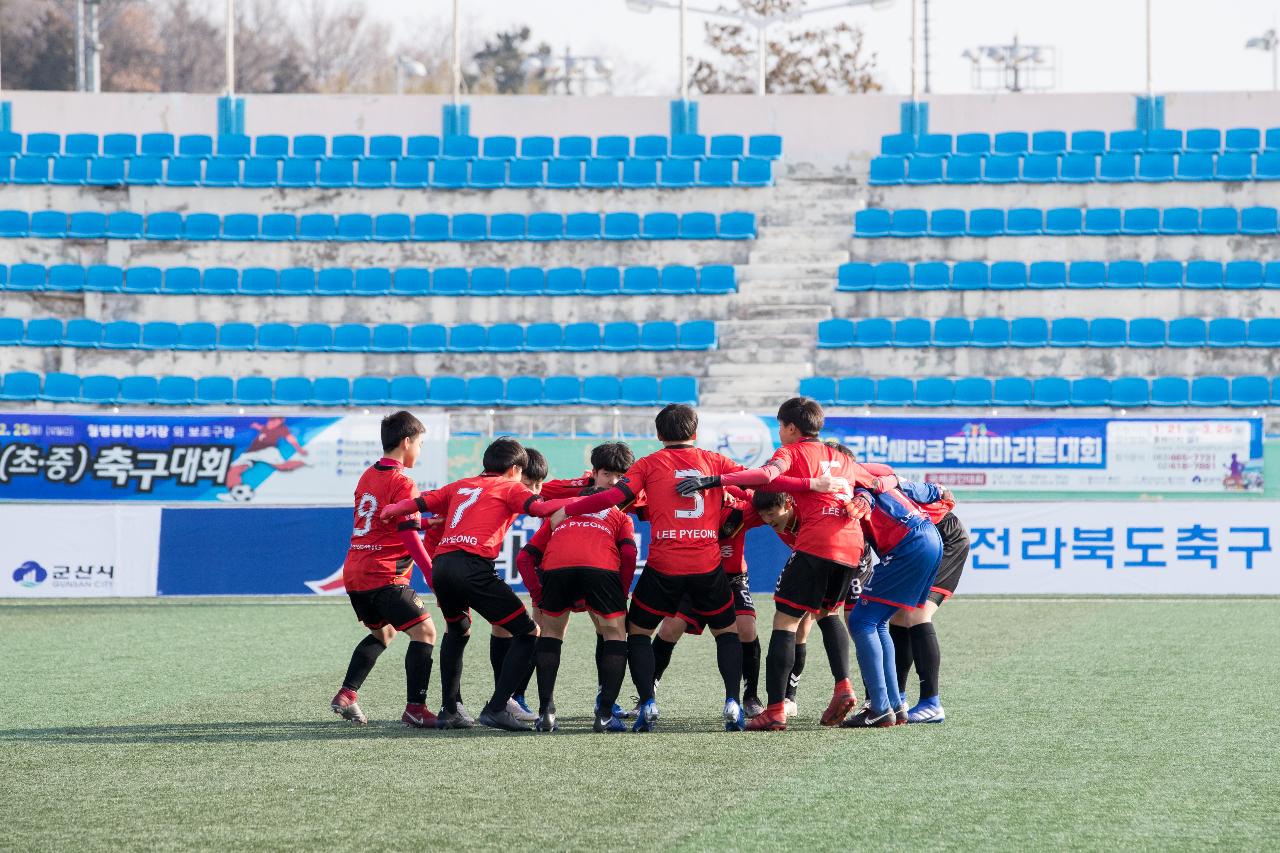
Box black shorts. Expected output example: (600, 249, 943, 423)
(843, 548, 877, 611)
(676, 572, 755, 634)
(348, 584, 430, 631)
(539, 566, 627, 619)
(774, 550, 857, 617)
(629, 564, 734, 632)
(928, 512, 969, 605)
(432, 549, 535, 635)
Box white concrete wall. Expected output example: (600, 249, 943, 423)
(7, 90, 1280, 168)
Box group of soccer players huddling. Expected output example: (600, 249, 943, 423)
(330, 396, 969, 733)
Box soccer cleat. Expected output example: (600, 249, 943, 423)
(745, 705, 786, 731)
(534, 709, 558, 733)
(435, 705, 476, 729)
(840, 706, 897, 728)
(330, 690, 367, 725)
(782, 698, 798, 718)
(742, 696, 765, 719)
(478, 706, 533, 732)
(507, 696, 538, 723)
(594, 689, 631, 720)
(907, 697, 946, 724)
(723, 698, 746, 731)
(895, 701, 910, 726)
(820, 683, 858, 727)
(631, 699, 659, 733)
(401, 703, 439, 729)
(594, 714, 628, 733)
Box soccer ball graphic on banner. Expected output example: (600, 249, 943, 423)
(225, 484, 256, 502)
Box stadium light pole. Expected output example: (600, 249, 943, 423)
(75, 0, 85, 92)
(225, 0, 235, 95)
(1144, 0, 1152, 96)
(1245, 29, 1278, 91)
(452, 0, 462, 105)
(626, 0, 892, 96)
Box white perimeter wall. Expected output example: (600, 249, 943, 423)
(6, 90, 1280, 168)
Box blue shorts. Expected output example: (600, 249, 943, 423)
(860, 522, 943, 610)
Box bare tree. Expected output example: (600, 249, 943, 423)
(294, 0, 392, 93)
(0, 0, 76, 90)
(156, 0, 223, 92)
(691, 0, 881, 94)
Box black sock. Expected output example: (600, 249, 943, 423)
(404, 640, 434, 705)
(652, 637, 677, 683)
(786, 641, 807, 701)
(628, 634, 656, 703)
(765, 630, 797, 706)
(817, 614, 851, 683)
(486, 632, 535, 714)
(742, 637, 761, 701)
(909, 622, 941, 699)
(514, 655, 536, 701)
(594, 633, 605, 683)
(597, 639, 629, 717)
(342, 635, 386, 692)
(489, 635, 512, 688)
(715, 633, 743, 702)
(533, 636, 563, 714)
(439, 630, 469, 713)
(889, 623, 913, 695)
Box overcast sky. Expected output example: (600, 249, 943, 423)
(362, 0, 1279, 95)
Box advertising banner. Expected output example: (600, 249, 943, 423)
(0, 412, 448, 504)
(693, 413, 1264, 494)
(0, 505, 161, 597)
(447, 436, 662, 482)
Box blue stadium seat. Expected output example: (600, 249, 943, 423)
(63, 133, 98, 156)
(952, 261, 989, 290)
(1010, 317, 1049, 347)
(967, 208, 1004, 237)
(660, 265, 697, 294)
(603, 321, 641, 351)
(316, 268, 355, 296)
(837, 262, 873, 291)
(117, 375, 159, 404)
(198, 156, 238, 187)
(431, 159, 467, 188)
(854, 318, 892, 347)
(1006, 208, 1043, 235)
(1230, 376, 1269, 407)
(256, 323, 296, 351)
(215, 323, 253, 351)
(696, 157, 733, 187)
(392, 158, 430, 188)
(1084, 318, 1125, 348)
(369, 135, 404, 159)
(636, 136, 669, 159)
(291, 135, 324, 157)
(869, 155, 905, 185)
(993, 132, 1028, 155)
(215, 133, 249, 157)
(486, 323, 524, 352)
(527, 212, 564, 241)
(141, 212, 180, 240)
(1137, 153, 1175, 181)
(671, 134, 706, 158)
(1067, 261, 1105, 289)
(332, 136, 364, 158)
(1189, 376, 1229, 406)
(1044, 207, 1083, 235)
(7, 263, 44, 290)
(854, 209, 890, 237)
(917, 134, 951, 156)
(928, 209, 965, 237)
(140, 321, 181, 350)
(905, 156, 944, 184)
(1124, 317, 1166, 348)
(1142, 260, 1180, 289)
(621, 266, 658, 295)
(948, 377, 989, 406)
(78, 374, 120, 404)
(450, 213, 486, 241)
(827, 377, 865, 406)
(41, 372, 86, 403)
(971, 318, 1009, 347)
(601, 212, 643, 240)
(175, 322, 216, 351)
(929, 317, 969, 347)
(563, 323, 602, 352)
(1083, 208, 1121, 235)
(546, 267, 583, 295)
(51, 156, 90, 185)
(0, 209, 28, 237)
(1142, 128, 1180, 153)
(308, 377, 349, 407)
(478, 136, 515, 160)
(1025, 261, 1063, 289)
(659, 159, 695, 187)
(582, 376, 622, 405)
(679, 320, 716, 351)
(1098, 153, 1136, 182)
(1148, 377, 1189, 407)
(366, 324, 407, 353)
(1030, 377, 1070, 407)
(642, 212, 679, 240)
(1207, 318, 1246, 347)
(1257, 151, 1280, 180)
(406, 135, 441, 159)
(162, 266, 201, 294)
(13, 155, 50, 184)
(1105, 130, 1142, 153)
(584, 267, 621, 295)
(408, 324, 446, 352)
(1049, 317, 1088, 347)
(278, 269, 316, 295)
(503, 376, 542, 407)
(20, 133, 56, 156)
(1102, 260, 1141, 288)
(874, 378, 914, 406)
(1213, 152, 1252, 181)
(892, 318, 930, 347)
(214, 212, 254, 241)
(96, 133, 135, 159)
(524, 323, 562, 352)
(388, 376, 429, 406)
(542, 376, 581, 405)
(988, 261, 1026, 290)
(1241, 206, 1278, 234)
(586, 158, 622, 187)
(429, 268, 466, 295)
(546, 158, 583, 188)
(955, 133, 990, 155)
(889, 209, 927, 237)
(661, 376, 699, 405)
(818, 319, 854, 348)
(270, 377, 311, 406)
(390, 268, 429, 296)
(295, 324, 332, 351)
(442, 136, 479, 159)
(374, 213, 411, 242)
(1168, 318, 1207, 347)
(597, 136, 630, 159)
(241, 157, 279, 187)
(83, 155, 125, 187)
(913, 378, 954, 407)
(798, 377, 836, 405)
(258, 213, 295, 241)
(317, 158, 355, 188)
(641, 321, 679, 351)
(46, 264, 84, 292)
(470, 267, 506, 295)
(982, 154, 1020, 183)
(1198, 206, 1237, 234)
(1180, 128, 1219, 152)
(943, 154, 982, 184)
(448, 324, 487, 352)
(351, 377, 391, 406)
(1059, 153, 1097, 182)
(181, 213, 219, 241)
(1185, 260, 1223, 289)
(122, 267, 161, 293)
(559, 136, 593, 159)
(29, 210, 66, 239)
(881, 134, 914, 156)
(414, 213, 450, 241)
(679, 211, 718, 239)
(621, 158, 658, 187)
(911, 262, 949, 290)
(293, 214, 331, 241)
(1022, 154, 1059, 182)
(64, 212, 104, 239)
(993, 377, 1032, 406)
(23, 317, 62, 346)
(874, 262, 910, 291)
(1030, 130, 1066, 154)
(1226, 260, 1263, 289)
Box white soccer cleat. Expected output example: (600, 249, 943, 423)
(506, 697, 538, 722)
(783, 698, 798, 718)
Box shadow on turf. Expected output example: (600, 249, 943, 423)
(0, 716, 769, 744)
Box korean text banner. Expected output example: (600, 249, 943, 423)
(0, 412, 448, 503)
(1, 505, 160, 597)
(817, 417, 1263, 493)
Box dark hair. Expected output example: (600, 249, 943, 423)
(381, 410, 426, 453)
(777, 396, 824, 436)
(590, 441, 634, 473)
(655, 404, 697, 442)
(482, 436, 528, 474)
(522, 447, 549, 483)
(579, 485, 606, 496)
(823, 438, 855, 459)
(751, 490, 788, 512)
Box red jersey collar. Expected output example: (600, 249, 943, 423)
(374, 457, 403, 471)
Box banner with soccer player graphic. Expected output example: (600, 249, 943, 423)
(0, 412, 448, 503)
(695, 413, 1265, 495)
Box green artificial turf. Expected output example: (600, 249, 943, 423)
(3, 596, 1278, 851)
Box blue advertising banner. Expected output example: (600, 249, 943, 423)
(0, 412, 448, 503)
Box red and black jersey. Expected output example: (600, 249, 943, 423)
(763, 438, 870, 567)
(717, 495, 759, 576)
(421, 515, 444, 558)
(343, 458, 421, 592)
(416, 474, 544, 560)
(540, 473, 593, 501)
(525, 508, 635, 573)
(615, 445, 743, 575)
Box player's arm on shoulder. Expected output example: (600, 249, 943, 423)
(686, 450, 785, 493)
(895, 477, 944, 506)
(381, 480, 449, 521)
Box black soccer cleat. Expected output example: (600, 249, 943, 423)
(479, 706, 533, 732)
(840, 706, 897, 728)
(436, 706, 475, 729)
(534, 711, 558, 733)
(742, 696, 766, 719)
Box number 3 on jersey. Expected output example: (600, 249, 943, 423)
(819, 460, 854, 501)
(674, 468, 705, 519)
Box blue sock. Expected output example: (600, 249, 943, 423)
(877, 620, 900, 708)
(848, 600, 897, 713)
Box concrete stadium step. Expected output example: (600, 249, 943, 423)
(706, 359, 811, 377)
(715, 318, 820, 337)
(738, 277, 833, 293)
(732, 289, 834, 307)
(731, 303, 830, 321)
(738, 263, 842, 281)
(747, 249, 850, 265)
(830, 289, 1274, 320)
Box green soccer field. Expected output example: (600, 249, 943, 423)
(3, 596, 1278, 851)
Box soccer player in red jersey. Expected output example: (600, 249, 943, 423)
(330, 411, 438, 729)
(517, 485, 638, 732)
(378, 437, 570, 731)
(553, 404, 832, 732)
(677, 397, 877, 731)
